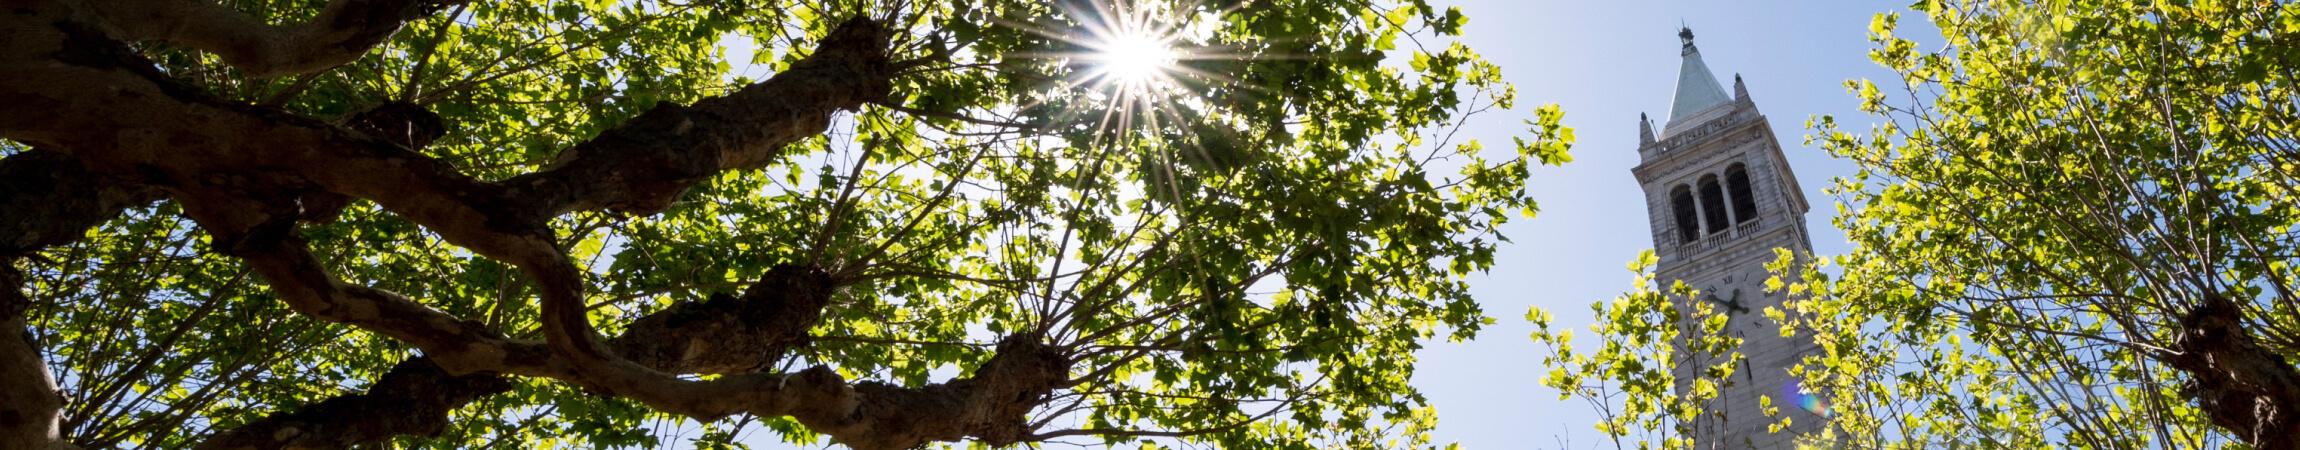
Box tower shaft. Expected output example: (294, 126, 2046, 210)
(1631, 29, 1821, 449)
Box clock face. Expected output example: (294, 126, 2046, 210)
(1699, 285, 1749, 316)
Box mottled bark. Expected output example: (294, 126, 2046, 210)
(2, 8, 556, 262)
(834, 336, 1071, 449)
(193, 358, 511, 450)
(201, 264, 827, 449)
(610, 264, 833, 375)
(504, 14, 895, 216)
(90, 0, 464, 77)
(2, 4, 892, 263)
(2167, 294, 2300, 450)
(1, 265, 72, 449)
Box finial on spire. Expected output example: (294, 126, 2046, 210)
(1665, 24, 1731, 127)
(1639, 112, 1656, 146)
(1734, 74, 1750, 103)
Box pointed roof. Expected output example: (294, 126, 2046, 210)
(1665, 27, 1732, 129)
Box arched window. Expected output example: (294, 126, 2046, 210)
(1726, 163, 1757, 223)
(1671, 185, 1699, 243)
(1698, 175, 1728, 234)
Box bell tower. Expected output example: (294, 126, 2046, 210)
(1630, 27, 1820, 448)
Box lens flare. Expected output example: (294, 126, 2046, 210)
(997, 0, 1271, 205)
(1004, 0, 1242, 120)
(1091, 31, 1178, 90)
(1782, 380, 1831, 417)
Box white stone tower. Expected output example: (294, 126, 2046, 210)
(1631, 27, 1821, 448)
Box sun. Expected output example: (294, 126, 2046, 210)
(1091, 31, 1178, 89)
(1044, 0, 1205, 100)
(1006, 0, 1247, 131)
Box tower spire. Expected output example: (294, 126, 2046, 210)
(1665, 26, 1732, 130)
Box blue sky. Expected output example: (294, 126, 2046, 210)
(1415, 0, 1935, 447)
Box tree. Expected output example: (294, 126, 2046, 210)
(0, 0, 1571, 447)
(1796, 1, 2300, 448)
(1526, 250, 1766, 450)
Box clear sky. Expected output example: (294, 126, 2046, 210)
(730, 1, 1941, 448)
(1414, 1, 1936, 447)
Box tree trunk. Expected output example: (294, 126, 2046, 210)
(2166, 294, 2300, 449)
(0, 265, 72, 449)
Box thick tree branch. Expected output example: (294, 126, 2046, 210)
(192, 357, 510, 450)
(3, 8, 894, 263)
(174, 193, 549, 376)
(0, 150, 163, 257)
(502, 15, 896, 216)
(90, 0, 464, 78)
(609, 264, 832, 375)
(2, 7, 555, 263)
(200, 262, 837, 448)
(2164, 293, 2300, 449)
(517, 252, 1069, 450)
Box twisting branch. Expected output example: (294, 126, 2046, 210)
(173, 191, 552, 376)
(2, 8, 896, 267)
(192, 357, 512, 450)
(199, 264, 831, 449)
(502, 15, 899, 217)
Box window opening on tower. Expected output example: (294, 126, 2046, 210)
(1727, 163, 1757, 223)
(1698, 175, 1728, 234)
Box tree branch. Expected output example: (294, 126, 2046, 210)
(2163, 293, 2300, 448)
(1, 264, 74, 449)
(501, 15, 896, 217)
(193, 246, 1062, 450)
(3, 8, 895, 264)
(192, 357, 510, 450)
(196, 264, 829, 449)
(0, 149, 163, 257)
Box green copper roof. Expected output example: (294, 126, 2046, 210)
(1666, 28, 1732, 128)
